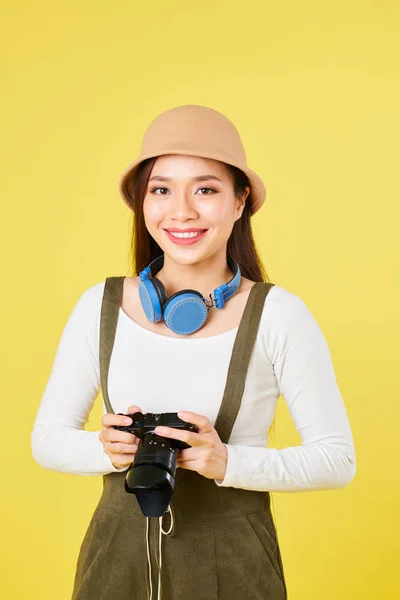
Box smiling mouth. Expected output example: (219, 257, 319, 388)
(164, 229, 208, 238)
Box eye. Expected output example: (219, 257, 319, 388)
(149, 186, 218, 196)
(150, 187, 169, 195)
(196, 187, 217, 195)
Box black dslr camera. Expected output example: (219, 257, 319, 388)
(113, 412, 198, 517)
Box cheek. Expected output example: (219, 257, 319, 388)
(202, 200, 235, 226)
(143, 198, 165, 223)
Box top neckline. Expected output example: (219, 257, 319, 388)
(118, 306, 240, 342)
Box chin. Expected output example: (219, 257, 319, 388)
(167, 251, 206, 265)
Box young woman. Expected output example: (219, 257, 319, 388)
(31, 105, 356, 600)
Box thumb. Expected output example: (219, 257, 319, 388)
(127, 405, 142, 414)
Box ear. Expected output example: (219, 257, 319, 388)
(235, 186, 250, 220)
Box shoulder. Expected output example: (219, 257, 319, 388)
(258, 283, 323, 360)
(261, 283, 310, 318)
(68, 280, 109, 332)
(76, 279, 106, 310)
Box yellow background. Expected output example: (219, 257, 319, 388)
(1, 1, 399, 598)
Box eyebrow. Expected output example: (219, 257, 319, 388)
(148, 174, 223, 183)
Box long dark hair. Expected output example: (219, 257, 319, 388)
(124, 156, 271, 283)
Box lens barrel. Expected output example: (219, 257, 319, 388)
(124, 432, 179, 516)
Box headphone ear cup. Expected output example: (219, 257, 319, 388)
(163, 289, 208, 335)
(138, 276, 168, 323)
(152, 276, 168, 310)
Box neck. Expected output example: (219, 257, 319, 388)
(155, 250, 234, 299)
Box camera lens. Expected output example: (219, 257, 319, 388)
(124, 432, 179, 517)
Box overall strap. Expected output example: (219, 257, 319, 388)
(213, 282, 275, 444)
(99, 276, 126, 414)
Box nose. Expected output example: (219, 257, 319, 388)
(168, 188, 198, 220)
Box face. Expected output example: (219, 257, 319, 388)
(142, 154, 250, 265)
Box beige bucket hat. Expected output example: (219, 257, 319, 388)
(119, 104, 266, 216)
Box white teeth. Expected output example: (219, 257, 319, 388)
(168, 231, 204, 238)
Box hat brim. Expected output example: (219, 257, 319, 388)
(119, 149, 266, 216)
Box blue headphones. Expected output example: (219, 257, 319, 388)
(138, 254, 241, 335)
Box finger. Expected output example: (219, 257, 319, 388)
(154, 426, 204, 448)
(104, 429, 139, 445)
(178, 447, 199, 461)
(177, 457, 198, 471)
(177, 411, 213, 434)
(125, 406, 142, 444)
(102, 413, 135, 428)
(110, 454, 137, 468)
(126, 405, 142, 414)
(107, 441, 139, 455)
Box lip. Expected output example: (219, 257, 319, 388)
(164, 228, 207, 233)
(164, 228, 208, 246)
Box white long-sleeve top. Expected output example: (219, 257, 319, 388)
(31, 280, 356, 491)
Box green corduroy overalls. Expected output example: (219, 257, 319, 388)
(71, 279, 288, 600)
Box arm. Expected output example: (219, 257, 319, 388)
(31, 283, 128, 476)
(215, 292, 356, 491)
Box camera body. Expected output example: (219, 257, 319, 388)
(113, 411, 198, 450)
(112, 412, 198, 517)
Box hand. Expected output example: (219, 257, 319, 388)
(154, 411, 228, 482)
(99, 405, 142, 469)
